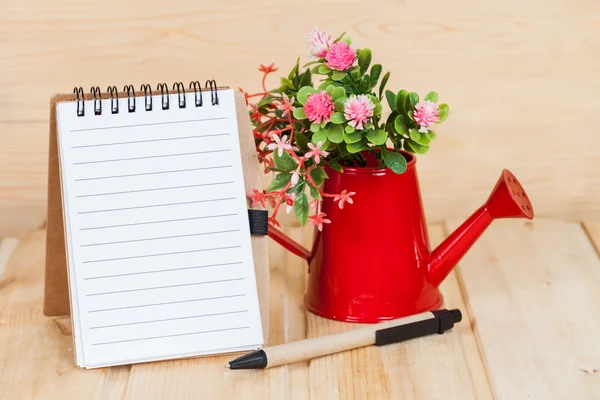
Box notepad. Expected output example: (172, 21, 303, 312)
(55, 88, 264, 368)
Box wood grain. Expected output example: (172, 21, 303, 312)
(1, 0, 600, 234)
(446, 218, 600, 399)
(0, 237, 19, 276)
(582, 221, 600, 257)
(306, 225, 490, 400)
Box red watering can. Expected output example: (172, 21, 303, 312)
(268, 150, 534, 323)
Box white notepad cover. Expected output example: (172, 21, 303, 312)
(55, 89, 264, 368)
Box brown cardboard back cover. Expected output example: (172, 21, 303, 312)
(43, 89, 270, 342)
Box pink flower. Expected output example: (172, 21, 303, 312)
(250, 189, 267, 208)
(333, 190, 355, 209)
(344, 95, 375, 130)
(309, 212, 331, 231)
(305, 141, 329, 164)
(309, 199, 318, 209)
(285, 193, 295, 214)
(305, 26, 333, 58)
(277, 93, 295, 118)
(267, 134, 292, 157)
(413, 100, 440, 133)
(325, 41, 357, 71)
(304, 91, 335, 124)
(249, 104, 262, 123)
(291, 164, 301, 185)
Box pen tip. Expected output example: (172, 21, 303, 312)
(224, 363, 230, 369)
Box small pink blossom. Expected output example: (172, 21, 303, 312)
(250, 189, 267, 208)
(344, 95, 375, 130)
(309, 199, 318, 209)
(309, 212, 331, 231)
(325, 41, 357, 71)
(267, 134, 292, 157)
(277, 93, 295, 118)
(305, 141, 329, 164)
(249, 104, 262, 123)
(305, 26, 333, 58)
(413, 100, 440, 133)
(291, 164, 301, 185)
(285, 193, 295, 214)
(304, 91, 335, 124)
(333, 190, 355, 209)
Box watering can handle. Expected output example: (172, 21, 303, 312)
(268, 225, 314, 262)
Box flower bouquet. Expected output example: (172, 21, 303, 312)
(240, 26, 450, 230)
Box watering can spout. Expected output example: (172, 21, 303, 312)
(427, 169, 534, 288)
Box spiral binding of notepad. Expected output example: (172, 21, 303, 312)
(72, 80, 219, 117)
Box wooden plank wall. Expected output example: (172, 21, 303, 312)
(1, 0, 599, 235)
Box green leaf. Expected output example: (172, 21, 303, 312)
(288, 58, 300, 80)
(344, 130, 362, 144)
(330, 112, 345, 124)
(385, 90, 396, 111)
(334, 97, 347, 111)
(318, 65, 332, 74)
(426, 130, 437, 140)
(293, 192, 309, 226)
(280, 78, 294, 90)
(311, 130, 328, 145)
(317, 81, 332, 92)
(382, 149, 407, 174)
(325, 124, 344, 143)
(302, 60, 321, 68)
(370, 64, 382, 86)
(357, 48, 372, 73)
(347, 140, 367, 153)
(309, 184, 322, 200)
(310, 167, 328, 187)
(366, 129, 387, 145)
(409, 92, 419, 107)
(364, 121, 373, 129)
(438, 103, 449, 123)
(405, 138, 429, 154)
(342, 37, 352, 45)
(325, 85, 335, 97)
(332, 71, 347, 81)
(311, 65, 322, 74)
(300, 69, 312, 87)
(396, 90, 408, 112)
(257, 95, 274, 108)
(333, 31, 346, 42)
(297, 86, 316, 105)
(407, 110, 414, 121)
(293, 107, 306, 120)
(345, 125, 355, 134)
(310, 122, 321, 133)
(374, 102, 382, 116)
(267, 172, 292, 192)
(288, 180, 306, 195)
(273, 150, 296, 171)
(394, 115, 409, 135)
(332, 87, 346, 100)
(378, 72, 390, 99)
(328, 159, 344, 173)
(410, 129, 431, 146)
(403, 139, 416, 153)
(409, 128, 420, 142)
(295, 132, 309, 151)
(424, 91, 438, 102)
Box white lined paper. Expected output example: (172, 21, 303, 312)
(56, 89, 263, 368)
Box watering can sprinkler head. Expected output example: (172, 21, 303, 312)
(485, 169, 534, 220)
(427, 169, 534, 287)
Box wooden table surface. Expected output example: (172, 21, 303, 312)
(1, 218, 599, 399)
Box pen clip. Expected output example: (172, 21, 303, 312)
(374, 309, 462, 346)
